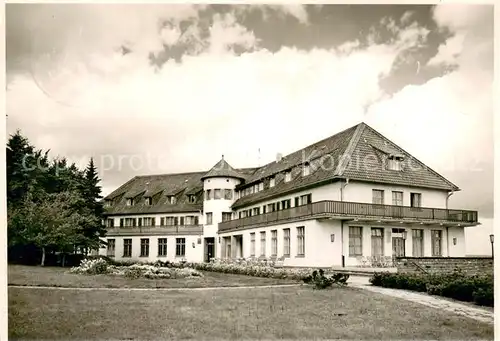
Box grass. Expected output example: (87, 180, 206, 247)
(9, 285, 493, 340)
(8, 264, 299, 288)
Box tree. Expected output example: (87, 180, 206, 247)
(19, 190, 96, 266)
(79, 158, 106, 252)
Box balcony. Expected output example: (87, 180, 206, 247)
(218, 200, 478, 233)
(106, 225, 203, 237)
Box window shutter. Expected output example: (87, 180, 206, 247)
(180, 217, 184, 225)
(295, 197, 300, 207)
(174, 217, 178, 226)
(194, 216, 199, 225)
(160, 217, 165, 226)
(120, 218, 124, 227)
(263, 205, 266, 214)
(152, 218, 156, 226)
(138, 218, 142, 227)
(133, 218, 137, 227)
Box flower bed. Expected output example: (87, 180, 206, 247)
(369, 270, 494, 307)
(188, 258, 321, 281)
(70, 258, 203, 279)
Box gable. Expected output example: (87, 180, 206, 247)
(340, 124, 459, 191)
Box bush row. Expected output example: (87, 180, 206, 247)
(369, 271, 494, 307)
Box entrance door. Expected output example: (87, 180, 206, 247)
(204, 238, 215, 262)
(392, 237, 405, 257)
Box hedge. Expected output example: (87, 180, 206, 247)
(370, 271, 494, 307)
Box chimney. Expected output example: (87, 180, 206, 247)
(276, 153, 283, 162)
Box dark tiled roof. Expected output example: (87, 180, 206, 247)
(231, 124, 359, 208)
(104, 167, 258, 216)
(231, 122, 458, 209)
(105, 122, 459, 214)
(201, 158, 246, 181)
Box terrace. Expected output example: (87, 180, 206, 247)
(218, 200, 478, 232)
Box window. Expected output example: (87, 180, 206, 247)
(271, 230, 278, 256)
(107, 239, 115, 257)
(158, 238, 167, 257)
(283, 228, 290, 256)
(431, 230, 442, 256)
(165, 217, 175, 226)
(188, 195, 196, 203)
(297, 226, 305, 256)
(269, 177, 275, 188)
(300, 194, 312, 205)
(123, 239, 132, 257)
(124, 218, 136, 227)
(281, 199, 291, 210)
(105, 219, 114, 228)
(145, 197, 152, 205)
(185, 216, 196, 225)
(253, 207, 260, 216)
(222, 212, 232, 222)
(371, 228, 384, 257)
(267, 203, 276, 212)
(126, 198, 133, 206)
(412, 229, 424, 257)
(392, 191, 403, 206)
(176, 238, 186, 257)
(284, 171, 292, 183)
(349, 227, 363, 256)
(224, 189, 233, 200)
(250, 233, 256, 256)
(143, 217, 155, 226)
(260, 232, 266, 256)
(259, 182, 264, 191)
(206, 212, 213, 225)
(214, 189, 222, 200)
(387, 155, 404, 171)
(410, 193, 422, 208)
(205, 190, 212, 200)
(303, 163, 310, 176)
(372, 190, 384, 205)
(140, 238, 149, 257)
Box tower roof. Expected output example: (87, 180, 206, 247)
(201, 156, 245, 181)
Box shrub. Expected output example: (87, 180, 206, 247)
(370, 271, 494, 307)
(303, 269, 349, 289)
(124, 268, 143, 279)
(70, 258, 108, 275)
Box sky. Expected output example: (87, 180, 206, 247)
(6, 4, 494, 222)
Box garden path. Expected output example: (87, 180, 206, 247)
(348, 277, 494, 325)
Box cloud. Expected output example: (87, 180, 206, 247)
(366, 4, 493, 216)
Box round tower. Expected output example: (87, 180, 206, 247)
(201, 156, 244, 260)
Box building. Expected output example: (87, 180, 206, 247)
(100, 122, 479, 267)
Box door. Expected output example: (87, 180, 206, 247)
(204, 238, 215, 262)
(392, 237, 405, 257)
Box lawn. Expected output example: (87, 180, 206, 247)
(8, 264, 299, 288)
(9, 285, 493, 340)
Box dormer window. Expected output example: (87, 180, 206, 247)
(145, 197, 152, 206)
(104, 200, 111, 208)
(126, 198, 133, 206)
(387, 155, 404, 171)
(303, 163, 310, 176)
(188, 195, 196, 204)
(284, 171, 292, 183)
(168, 196, 176, 204)
(270, 177, 275, 188)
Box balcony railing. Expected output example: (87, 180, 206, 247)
(106, 225, 203, 236)
(218, 200, 478, 232)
